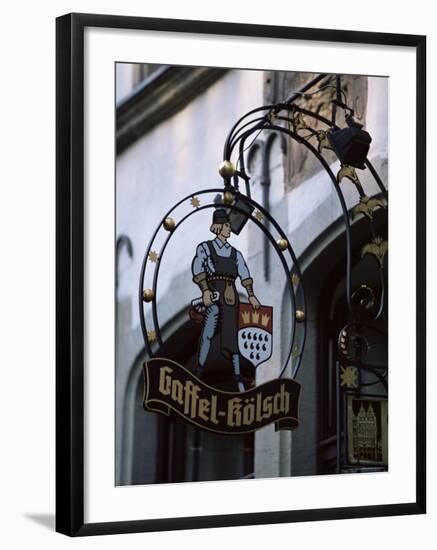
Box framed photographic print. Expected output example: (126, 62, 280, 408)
(56, 12, 426, 536)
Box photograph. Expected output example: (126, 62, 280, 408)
(0, 2, 431, 547)
(115, 63, 389, 486)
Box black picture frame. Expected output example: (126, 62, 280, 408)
(56, 12, 426, 537)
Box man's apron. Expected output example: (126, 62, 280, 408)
(206, 241, 239, 358)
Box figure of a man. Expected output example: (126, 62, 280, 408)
(191, 209, 261, 391)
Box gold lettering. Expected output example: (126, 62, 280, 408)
(280, 384, 290, 414)
(183, 381, 194, 415)
(256, 393, 263, 422)
(263, 395, 273, 418)
(180, 380, 201, 418)
(171, 379, 184, 405)
(156, 365, 293, 431)
(158, 366, 173, 395)
(273, 393, 281, 414)
(198, 398, 210, 421)
(188, 382, 200, 419)
(210, 394, 219, 425)
(227, 398, 242, 427)
(242, 399, 255, 425)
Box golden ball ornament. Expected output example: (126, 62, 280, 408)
(295, 310, 306, 322)
(218, 160, 236, 178)
(142, 289, 155, 302)
(163, 217, 176, 231)
(223, 191, 234, 205)
(277, 238, 288, 251)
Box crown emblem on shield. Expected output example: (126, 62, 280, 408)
(241, 310, 271, 327)
(238, 303, 273, 368)
(241, 310, 251, 324)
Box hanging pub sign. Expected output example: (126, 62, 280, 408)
(140, 194, 306, 434)
(143, 359, 300, 434)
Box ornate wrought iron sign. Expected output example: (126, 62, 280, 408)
(140, 74, 388, 443)
(140, 188, 304, 432)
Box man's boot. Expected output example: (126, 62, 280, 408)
(232, 354, 245, 393)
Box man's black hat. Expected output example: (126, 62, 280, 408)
(212, 208, 230, 224)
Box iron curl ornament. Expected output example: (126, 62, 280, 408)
(219, 74, 388, 358)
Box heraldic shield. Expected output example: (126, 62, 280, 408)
(238, 303, 273, 368)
